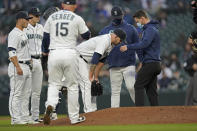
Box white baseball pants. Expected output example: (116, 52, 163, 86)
(45, 49, 80, 123)
(8, 63, 32, 124)
(78, 57, 97, 112)
(30, 58, 43, 120)
(110, 65, 135, 108)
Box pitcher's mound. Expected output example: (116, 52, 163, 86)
(37, 106, 197, 126)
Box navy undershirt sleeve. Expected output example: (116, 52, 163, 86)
(91, 52, 102, 64)
(99, 56, 107, 63)
(8, 47, 16, 51)
(42, 32, 50, 53)
(81, 31, 91, 40)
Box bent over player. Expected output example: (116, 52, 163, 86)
(76, 29, 127, 111)
(42, 0, 90, 125)
(8, 11, 33, 125)
(99, 6, 143, 108)
(24, 7, 43, 123)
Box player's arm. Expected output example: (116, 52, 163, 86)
(94, 57, 106, 82)
(81, 31, 91, 40)
(41, 32, 50, 72)
(89, 52, 102, 81)
(42, 32, 50, 55)
(120, 27, 156, 51)
(131, 27, 143, 71)
(132, 27, 143, 62)
(42, 16, 51, 55)
(90, 38, 109, 81)
(78, 16, 91, 40)
(8, 47, 23, 75)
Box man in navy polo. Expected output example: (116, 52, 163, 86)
(99, 6, 143, 108)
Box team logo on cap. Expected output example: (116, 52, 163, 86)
(114, 11, 118, 16)
(36, 8, 40, 12)
(109, 30, 114, 33)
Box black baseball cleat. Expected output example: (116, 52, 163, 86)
(35, 118, 43, 123)
(43, 105, 53, 125)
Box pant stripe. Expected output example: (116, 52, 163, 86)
(10, 68, 16, 119)
(82, 80, 87, 111)
(79, 63, 87, 112)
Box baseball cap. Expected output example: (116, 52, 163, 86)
(111, 6, 123, 19)
(113, 29, 127, 42)
(62, 0, 76, 5)
(16, 11, 33, 20)
(28, 7, 41, 16)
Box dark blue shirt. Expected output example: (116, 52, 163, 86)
(127, 20, 161, 63)
(99, 21, 143, 69)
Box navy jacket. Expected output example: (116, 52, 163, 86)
(127, 20, 161, 63)
(99, 21, 143, 69)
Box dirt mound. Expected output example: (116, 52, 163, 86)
(36, 106, 197, 126)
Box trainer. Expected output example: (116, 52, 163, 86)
(120, 10, 161, 106)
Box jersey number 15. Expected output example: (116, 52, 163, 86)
(56, 22, 69, 36)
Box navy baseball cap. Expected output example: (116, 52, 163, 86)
(111, 6, 123, 19)
(113, 29, 127, 42)
(62, 0, 76, 5)
(28, 7, 41, 16)
(16, 11, 33, 20)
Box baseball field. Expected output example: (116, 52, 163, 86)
(1, 106, 197, 131)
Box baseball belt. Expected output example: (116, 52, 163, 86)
(19, 60, 33, 70)
(19, 60, 31, 65)
(80, 55, 88, 63)
(31, 55, 41, 59)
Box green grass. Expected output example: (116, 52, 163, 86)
(0, 116, 197, 131)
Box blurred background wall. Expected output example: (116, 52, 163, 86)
(0, 0, 195, 115)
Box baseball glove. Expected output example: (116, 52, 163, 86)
(61, 86, 67, 98)
(91, 80, 103, 96)
(43, 7, 60, 20)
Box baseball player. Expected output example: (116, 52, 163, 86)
(42, 6, 60, 121)
(42, 6, 92, 116)
(76, 29, 127, 111)
(42, 0, 90, 125)
(99, 6, 143, 108)
(8, 11, 33, 125)
(42, 6, 68, 121)
(24, 7, 43, 123)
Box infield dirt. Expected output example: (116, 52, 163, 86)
(36, 106, 197, 126)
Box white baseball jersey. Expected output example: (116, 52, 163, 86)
(8, 27, 32, 124)
(44, 10, 89, 49)
(24, 23, 44, 121)
(24, 23, 44, 56)
(76, 34, 112, 63)
(8, 27, 31, 61)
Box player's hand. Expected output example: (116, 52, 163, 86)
(136, 63, 142, 73)
(16, 66, 23, 75)
(120, 45, 128, 52)
(188, 38, 193, 45)
(42, 52, 49, 56)
(192, 64, 197, 71)
(94, 78, 99, 83)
